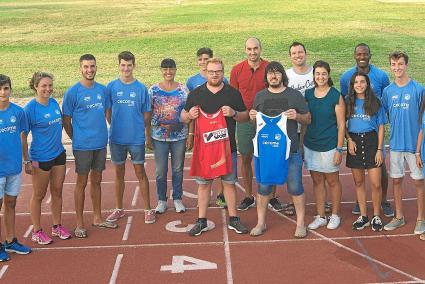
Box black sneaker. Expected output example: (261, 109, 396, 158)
(352, 216, 370, 230)
(228, 217, 248, 234)
(371, 216, 384, 232)
(188, 219, 208, 236)
(268, 197, 284, 212)
(324, 202, 332, 214)
(216, 194, 227, 208)
(237, 196, 255, 211)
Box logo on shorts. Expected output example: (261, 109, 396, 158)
(44, 113, 51, 119)
(10, 116, 16, 123)
(129, 92, 136, 98)
(275, 134, 281, 140)
(404, 94, 411, 101)
(117, 91, 124, 97)
(97, 94, 102, 100)
(84, 96, 91, 102)
(203, 128, 229, 143)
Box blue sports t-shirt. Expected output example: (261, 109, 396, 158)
(62, 81, 109, 151)
(382, 80, 424, 153)
(106, 79, 150, 145)
(340, 65, 390, 98)
(186, 73, 229, 91)
(347, 98, 387, 133)
(0, 103, 28, 177)
(25, 98, 64, 162)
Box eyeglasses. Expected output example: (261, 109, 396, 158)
(207, 70, 223, 75)
(267, 71, 282, 76)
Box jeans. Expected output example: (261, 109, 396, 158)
(153, 139, 186, 201)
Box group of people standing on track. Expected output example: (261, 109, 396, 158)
(1, 38, 425, 262)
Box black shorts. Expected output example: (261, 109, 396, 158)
(346, 131, 381, 169)
(34, 150, 66, 172)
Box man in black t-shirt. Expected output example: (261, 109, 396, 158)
(181, 58, 249, 236)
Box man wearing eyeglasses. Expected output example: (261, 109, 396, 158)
(181, 58, 249, 236)
(230, 37, 271, 211)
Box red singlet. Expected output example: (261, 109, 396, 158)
(190, 108, 232, 179)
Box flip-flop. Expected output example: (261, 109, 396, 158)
(249, 225, 267, 237)
(74, 228, 88, 238)
(92, 221, 118, 229)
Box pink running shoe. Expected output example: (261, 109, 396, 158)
(52, 225, 72, 240)
(31, 229, 53, 245)
(106, 209, 125, 222)
(144, 209, 156, 224)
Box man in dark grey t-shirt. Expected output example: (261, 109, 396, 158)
(249, 61, 311, 238)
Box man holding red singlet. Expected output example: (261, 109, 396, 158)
(181, 58, 249, 236)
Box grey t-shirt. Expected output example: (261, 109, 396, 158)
(253, 87, 309, 153)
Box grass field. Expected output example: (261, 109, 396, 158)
(1, 0, 425, 97)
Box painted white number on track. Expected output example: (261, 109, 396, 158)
(165, 220, 215, 233)
(160, 256, 217, 274)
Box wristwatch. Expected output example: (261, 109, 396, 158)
(23, 160, 31, 165)
(232, 111, 238, 118)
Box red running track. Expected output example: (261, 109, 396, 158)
(1, 154, 424, 284)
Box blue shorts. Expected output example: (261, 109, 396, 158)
(258, 152, 304, 196)
(196, 152, 238, 185)
(0, 173, 22, 198)
(110, 143, 145, 165)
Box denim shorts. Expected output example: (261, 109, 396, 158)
(196, 152, 238, 185)
(304, 146, 339, 173)
(110, 143, 145, 165)
(0, 173, 22, 198)
(257, 152, 304, 196)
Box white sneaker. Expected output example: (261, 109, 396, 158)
(155, 200, 168, 214)
(174, 199, 186, 213)
(327, 214, 341, 230)
(308, 215, 327, 230)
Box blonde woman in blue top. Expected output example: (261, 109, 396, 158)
(304, 60, 345, 230)
(22, 72, 71, 245)
(346, 71, 386, 232)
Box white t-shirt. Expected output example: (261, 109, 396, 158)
(286, 66, 314, 132)
(286, 67, 314, 97)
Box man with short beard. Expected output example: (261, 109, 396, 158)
(249, 61, 310, 238)
(181, 58, 249, 236)
(340, 43, 393, 217)
(63, 54, 117, 238)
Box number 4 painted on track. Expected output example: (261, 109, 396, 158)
(160, 256, 217, 274)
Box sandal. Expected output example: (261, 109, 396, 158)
(92, 221, 118, 229)
(294, 226, 307, 239)
(74, 227, 88, 238)
(283, 203, 295, 216)
(250, 225, 267, 237)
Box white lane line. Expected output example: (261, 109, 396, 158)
(272, 210, 424, 282)
(32, 241, 224, 251)
(46, 193, 52, 204)
(131, 186, 139, 207)
(235, 182, 246, 193)
(184, 166, 190, 171)
(109, 254, 124, 284)
(0, 265, 9, 279)
(65, 167, 70, 175)
(24, 225, 33, 238)
(122, 216, 133, 241)
(221, 210, 234, 284)
(366, 281, 425, 284)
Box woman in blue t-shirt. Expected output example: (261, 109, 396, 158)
(304, 60, 345, 231)
(346, 71, 386, 232)
(22, 72, 71, 245)
(149, 58, 193, 214)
